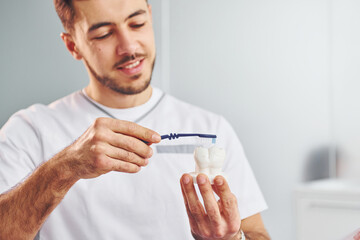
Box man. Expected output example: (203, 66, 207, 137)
(0, 0, 270, 239)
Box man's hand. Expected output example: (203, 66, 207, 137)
(180, 173, 241, 240)
(0, 117, 161, 240)
(65, 117, 161, 179)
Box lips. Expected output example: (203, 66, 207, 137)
(123, 60, 140, 69)
(116, 58, 145, 76)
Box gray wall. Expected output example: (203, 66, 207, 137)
(0, 1, 87, 126)
(2, 0, 360, 240)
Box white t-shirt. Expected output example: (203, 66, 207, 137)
(0, 87, 267, 240)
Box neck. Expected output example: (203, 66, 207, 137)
(85, 84, 153, 109)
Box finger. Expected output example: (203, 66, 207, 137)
(109, 155, 141, 173)
(90, 153, 141, 174)
(197, 174, 223, 232)
(181, 174, 211, 237)
(109, 132, 154, 159)
(104, 143, 149, 167)
(213, 176, 240, 226)
(180, 175, 200, 233)
(212, 184, 219, 197)
(103, 118, 161, 144)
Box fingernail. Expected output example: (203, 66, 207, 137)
(197, 175, 206, 185)
(148, 147, 153, 156)
(144, 158, 149, 165)
(183, 175, 190, 184)
(152, 134, 161, 142)
(215, 177, 223, 186)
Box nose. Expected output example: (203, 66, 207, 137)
(115, 29, 138, 56)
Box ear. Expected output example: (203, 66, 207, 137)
(147, 4, 152, 22)
(60, 32, 83, 60)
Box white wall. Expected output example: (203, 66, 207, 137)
(168, 0, 331, 239)
(331, 0, 360, 181)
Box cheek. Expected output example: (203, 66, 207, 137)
(91, 45, 114, 66)
(93, 44, 107, 56)
(92, 41, 114, 56)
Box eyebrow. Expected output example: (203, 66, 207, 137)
(87, 9, 147, 34)
(88, 22, 114, 33)
(126, 9, 146, 21)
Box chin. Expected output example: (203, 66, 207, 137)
(110, 78, 151, 95)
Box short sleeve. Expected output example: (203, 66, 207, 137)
(0, 110, 42, 194)
(216, 116, 268, 219)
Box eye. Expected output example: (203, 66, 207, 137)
(94, 32, 113, 40)
(131, 23, 145, 29)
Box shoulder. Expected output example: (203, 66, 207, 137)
(47, 90, 86, 113)
(1, 91, 85, 135)
(160, 93, 221, 121)
(12, 91, 82, 116)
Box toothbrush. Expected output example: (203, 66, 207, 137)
(161, 133, 216, 140)
(142, 133, 217, 144)
(161, 133, 217, 144)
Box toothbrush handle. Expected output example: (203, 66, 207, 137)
(161, 133, 217, 140)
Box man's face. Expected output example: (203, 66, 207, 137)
(71, 0, 155, 95)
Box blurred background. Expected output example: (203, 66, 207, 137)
(1, 0, 360, 239)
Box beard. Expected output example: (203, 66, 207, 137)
(84, 54, 155, 95)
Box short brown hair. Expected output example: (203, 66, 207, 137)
(53, 0, 76, 32)
(53, 0, 148, 33)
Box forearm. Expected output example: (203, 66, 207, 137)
(241, 213, 270, 240)
(191, 229, 242, 240)
(0, 150, 79, 240)
(232, 230, 242, 240)
(244, 230, 271, 240)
